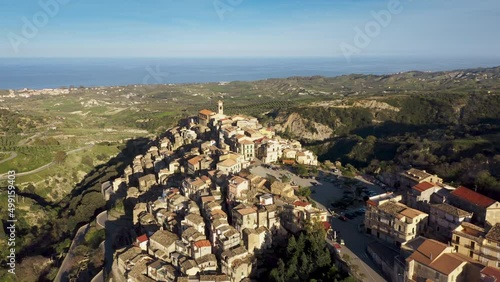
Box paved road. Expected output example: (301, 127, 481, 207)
(329, 216, 386, 282)
(90, 270, 103, 282)
(55, 210, 107, 282)
(54, 224, 91, 282)
(96, 211, 108, 229)
(0, 144, 94, 180)
(0, 151, 17, 164)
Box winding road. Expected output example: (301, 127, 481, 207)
(54, 210, 107, 282)
(54, 224, 91, 282)
(0, 144, 94, 180)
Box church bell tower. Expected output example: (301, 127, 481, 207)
(218, 100, 224, 115)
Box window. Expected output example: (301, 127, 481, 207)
(435, 272, 440, 279)
(469, 250, 473, 258)
(455, 236, 460, 244)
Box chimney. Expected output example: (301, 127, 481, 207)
(429, 252, 433, 261)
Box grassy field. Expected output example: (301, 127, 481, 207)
(15, 143, 122, 200)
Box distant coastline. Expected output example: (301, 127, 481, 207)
(1, 56, 500, 90)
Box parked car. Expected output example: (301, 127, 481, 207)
(334, 243, 342, 254)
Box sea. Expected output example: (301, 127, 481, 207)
(1, 56, 500, 90)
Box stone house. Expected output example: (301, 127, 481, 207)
(232, 206, 258, 233)
(398, 168, 443, 190)
(428, 203, 473, 241)
(406, 238, 483, 282)
(270, 181, 294, 198)
(448, 186, 500, 227)
(191, 239, 212, 259)
(407, 181, 443, 213)
(148, 230, 179, 263)
(182, 213, 206, 234)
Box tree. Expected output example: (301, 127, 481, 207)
(297, 164, 308, 176)
(287, 236, 297, 256)
(281, 174, 291, 183)
(296, 186, 312, 197)
(270, 259, 286, 282)
(54, 151, 67, 164)
(82, 155, 94, 167)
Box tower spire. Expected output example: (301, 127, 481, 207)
(218, 100, 224, 115)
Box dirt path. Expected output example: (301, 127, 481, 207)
(0, 151, 17, 164)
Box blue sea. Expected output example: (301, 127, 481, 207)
(1, 56, 500, 90)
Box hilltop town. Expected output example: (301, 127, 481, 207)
(98, 100, 500, 282)
(105, 101, 327, 282)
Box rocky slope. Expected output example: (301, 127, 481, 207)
(274, 112, 334, 141)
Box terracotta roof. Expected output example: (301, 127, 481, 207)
(486, 223, 500, 242)
(236, 207, 256, 216)
(430, 253, 466, 275)
(451, 186, 496, 208)
(412, 181, 436, 192)
(239, 139, 253, 145)
(150, 230, 178, 247)
(187, 155, 203, 165)
(136, 234, 148, 243)
(399, 208, 426, 219)
(481, 266, 500, 281)
(193, 239, 211, 248)
(406, 239, 448, 266)
(218, 158, 237, 167)
(211, 209, 227, 218)
(293, 200, 311, 207)
(407, 240, 471, 275)
(199, 109, 214, 116)
(201, 196, 216, 203)
(230, 176, 247, 185)
(431, 203, 472, 218)
(460, 222, 486, 233)
(402, 168, 433, 181)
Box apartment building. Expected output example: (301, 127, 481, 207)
(428, 203, 473, 241)
(452, 223, 500, 268)
(365, 201, 428, 247)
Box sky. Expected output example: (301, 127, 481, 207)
(0, 0, 499, 58)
